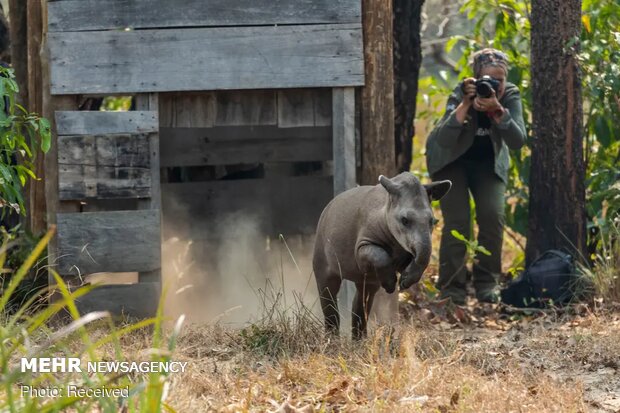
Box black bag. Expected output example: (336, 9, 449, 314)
(501, 250, 577, 308)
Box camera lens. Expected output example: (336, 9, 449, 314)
(476, 81, 493, 98)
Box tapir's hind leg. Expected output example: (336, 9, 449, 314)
(316, 275, 342, 335)
(352, 281, 379, 340)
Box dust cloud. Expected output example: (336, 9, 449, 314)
(162, 212, 321, 326)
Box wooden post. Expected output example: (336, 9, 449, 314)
(332, 87, 357, 335)
(27, 0, 47, 234)
(41, 0, 78, 283)
(360, 0, 398, 327)
(360, 0, 396, 184)
(135, 93, 162, 285)
(332, 88, 356, 194)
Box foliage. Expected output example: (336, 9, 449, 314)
(578, 217, 620, 302)
(101, 96, 133, 112)
(0, 229, 183, 412)
(0, 225, 47, 313)
(451, 229, 492, 260)
(0, 67, 51, 217)
(580, 0, 620, 247)
(417, 0, 620, 250)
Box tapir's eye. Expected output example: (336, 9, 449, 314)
(401, 217, 410, 227)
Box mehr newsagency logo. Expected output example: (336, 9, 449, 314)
(19, 357, 188, 398)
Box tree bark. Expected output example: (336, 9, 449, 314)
(526, 0, 586, 265)
(393, 0, 424, 173)
(361, 0, 396, 184)
(8, 0, 27, 103)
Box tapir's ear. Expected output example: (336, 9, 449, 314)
(424, 180, 452, 201)
(379, 175, 400, 195)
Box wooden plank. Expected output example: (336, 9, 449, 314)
(161, 176, 332, 240)
(278, 90, 316, 128)
(332, 88, 356, 195)
(58, 134, 151, 200)
(48, 24, 365, 94)
(57, 210, 161, 275)
(135, 93, 162, 284)
(314, 89, 333, 127)
(214, 90, 276, 126)
(42, 0, 79, 282)
(159, 126, 331, 167)
(332, 87, 356, 332)
(278, 89, 333, 128)
(75, 282, 160, 318)
(159, 92, 215, 128)
(360, 0, 395, 184)
(48, 0, 361, 32)
(55, 111, 158, 135)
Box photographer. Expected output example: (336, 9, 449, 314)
(426, 48, 526, 305)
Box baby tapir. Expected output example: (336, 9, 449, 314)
(312, 173, 451, 339)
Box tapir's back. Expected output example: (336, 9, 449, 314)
(313, 185, 384, 277)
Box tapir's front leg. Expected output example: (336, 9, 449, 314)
(399, 259, 426, 290)
(356, 243, 398, 294)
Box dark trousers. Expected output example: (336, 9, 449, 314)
(432, 158, 505, 299)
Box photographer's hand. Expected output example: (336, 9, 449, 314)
(473, 89, 505, 122)
(455, 78, 476, 124)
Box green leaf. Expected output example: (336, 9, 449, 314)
(39, 118, 51, 152)
(450, 230, 468, 242)
(445, 36, 463, 53)
(594, 116, 611, 147)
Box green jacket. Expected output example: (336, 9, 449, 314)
(425, 82, 527, 183)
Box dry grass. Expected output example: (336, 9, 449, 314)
(66, 305, 620, 413)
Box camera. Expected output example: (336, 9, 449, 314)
(475, 75, 501, 98)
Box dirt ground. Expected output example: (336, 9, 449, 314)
(101, 298, 617, 413)
(131, 224, 620, 412)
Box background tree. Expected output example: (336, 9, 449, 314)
(393, 0, 425, 172)
(526, 0, 586, 264)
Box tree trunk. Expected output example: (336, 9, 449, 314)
(361, 0, 396, 184)
(8, 0, 27, 102)
(526, 0, 586, 265)
(393, 0, 424, 173)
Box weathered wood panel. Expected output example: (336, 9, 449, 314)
(57, 210, 161, 275)
(159, 93, 216, 128)
(278, 90, 316, 128)
(332, 88, 356, 194)
(75, 282, 160, 318)
(49, 24, 364, 94)
(159, 126, 331, 167)
(48, 0, 361, 32)
(215, 91, 277, 126)
(134, 94, 162, 284)
(55, 111, 158, 135)
(58, 134, 151, 199)
(278, 89, 333, 128)
(314, 89, 333, 127)
(161, 176, 332, 240)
